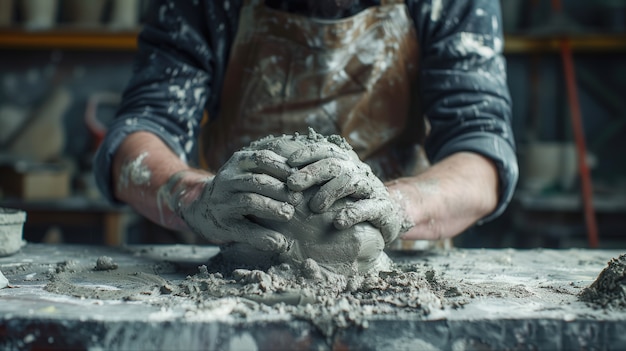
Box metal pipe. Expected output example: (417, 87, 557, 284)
(551, 0, 600, 248)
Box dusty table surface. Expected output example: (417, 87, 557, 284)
(0, 243, 625, 350)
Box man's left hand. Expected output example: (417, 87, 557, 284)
(286, 142, 412, 245)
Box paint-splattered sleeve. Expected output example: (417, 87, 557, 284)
(409, 0, 519, 223)
(94, 0, 241, 204)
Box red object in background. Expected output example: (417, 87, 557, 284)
(84, 92, 121, 151)
(550, 0, 600, 248)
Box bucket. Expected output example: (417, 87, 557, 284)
(0, 0, 14, 27)
(0, 207, 27, 256)
(521, 142, 578, 193)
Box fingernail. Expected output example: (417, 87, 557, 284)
(287, 174, 307, 191)
(334, 218, 348, 229)
(278, 202, 295, 219)
(272, 235, 289, 252)
(334, 211, 351, 229)
(289, 191, 304, 205)
(287, 152, 303, 166)
(310, 194, 331, 213)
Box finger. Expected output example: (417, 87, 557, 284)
(310, 175, 376, 212)
(333, 199, 399, 244)
(237, 150, 295, 180)
(333, 200, 380, 229)
(308, 173, 350, 212)
(287, 143, 352, 168)
(228, 220, 289, 252)
(287, 157, 349, 191)
(230, 173, 303, 205)
(234, 193, 295, 222)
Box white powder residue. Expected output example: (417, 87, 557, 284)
(155, 184, 173, 226)
(228, 333, 258, 351)
(118, 152, 152, 192)
(148, 308, 178, 322)
(184, 140, 193, 153)
(431, 0, 443, 22)
(455, 32, 496, 58)
(494, 36, 503, 53)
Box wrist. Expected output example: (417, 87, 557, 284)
(160, 169, 213, 215)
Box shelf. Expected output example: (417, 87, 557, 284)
(504, 34, 626, 54)
(1, 29, 625, 53)
(0, 28, 139, 50)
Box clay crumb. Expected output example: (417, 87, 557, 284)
(94, 256, 118, 271)
(579, 254, 626, 309)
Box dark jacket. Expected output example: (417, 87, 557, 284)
(94, 0, 518, 223)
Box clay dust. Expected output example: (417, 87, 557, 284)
(42, 252, 449, 337)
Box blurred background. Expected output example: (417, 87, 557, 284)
(0, 0, 625, 249)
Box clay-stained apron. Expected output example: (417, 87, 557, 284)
(202, 0, 429, 180)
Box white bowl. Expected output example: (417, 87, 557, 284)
(0, 207, 27, 256)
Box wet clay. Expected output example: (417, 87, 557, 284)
(579, 254, 626, 309)
(220, 131, 390, 277)
(45, 258, 176, 301)
(6, 244, 625, 349)
(176, 257, 444, 337)
(39, 251, 444, 337)
(94, 256, 119, 271)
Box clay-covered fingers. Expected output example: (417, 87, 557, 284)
(231, 192, 295, 222)
(235, 149, 295, 181)
(287, 157, 348, 191)
(227, 220, 289, 252)
(287, 142, 353, 168)
(334, 199, 402, 244)
(228, 173, 303, 205)
(176, 160, 295, 253)
(309, 173, 375, 212)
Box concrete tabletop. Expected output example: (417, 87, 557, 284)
(0, 244, 624, 350)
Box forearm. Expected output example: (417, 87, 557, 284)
(386, 152, 499, 240)
(112, 131, 213, 232)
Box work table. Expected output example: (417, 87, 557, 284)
(0, 244, 625, 350)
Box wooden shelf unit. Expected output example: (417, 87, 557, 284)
(1, 29, 626, 53)
(505, 34, 626, 54)
(0, 28, 139, 50)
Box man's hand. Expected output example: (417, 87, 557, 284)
(286, 141, 413, 245)
(173, 149, 303, 252)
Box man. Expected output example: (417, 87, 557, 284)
(95, 0, 518, 254)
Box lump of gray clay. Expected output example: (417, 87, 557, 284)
(0, 207, 27, 257)
(220, 131, 391, 277)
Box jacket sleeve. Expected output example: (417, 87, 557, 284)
(93, 0, 241, 204)
(410, 0, 519, 223)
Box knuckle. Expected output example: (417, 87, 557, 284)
(253, 149, 274, 162)
(352, 178, 373, 194)
(237, 193, 255, 207)
(250, 173, 275, 187)
(326, 158, 345, 175)
(297, 145, 317, 158)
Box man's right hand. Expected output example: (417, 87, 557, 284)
(173, 149, 303, 252)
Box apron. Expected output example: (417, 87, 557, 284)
(201, 0, 429, 180)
